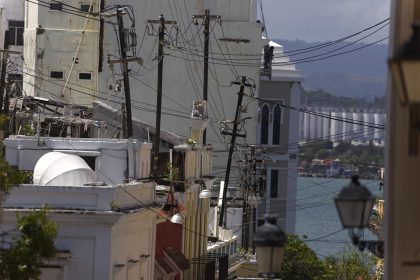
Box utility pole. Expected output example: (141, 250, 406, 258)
(147, 15, 176, 175)
(116, 7, 133, 139)
(0, 31, 10, 141)
(0, 31, 10, 116)
(219, 76, 253, 228)
(192, 10, 220, 145)
(107, 7, 142, 179)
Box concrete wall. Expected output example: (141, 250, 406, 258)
(4, 136, 152, 185)
(386, 0, 420, 279)
(1, 209, 156, 280)
(23, 0, 100, 101)
(111, 211, 157, 280)
(0, 0, 24, 78)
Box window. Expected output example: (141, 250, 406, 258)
(8, 74, 23, 97)
(272, 105, 281, 145)
(79, 72, 92, 80)
(49, 2, 63, 11)
(8, 21, 24, 46)
(258, 168, 267, 198)
(50, 71, 64, 79)
(260, 105, 269, 144)
(270, 169, 279, 198)
(80, 4, 93, 12)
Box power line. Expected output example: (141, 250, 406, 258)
(253, 96, 385, 129)
(25, 0, 114, 25)
(177, 17, 390, 59)
(168, 36, 389, 68)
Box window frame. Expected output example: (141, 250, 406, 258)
(78, 72, 92, 80)
(270, 169, 279, 198)
(8, 20, 24, 46)
(50, 71, 64, 79)
(260, 104, 270, 145)
(80, 3, 94, 13)
(272, 105, 282, 145)
(49, 2, 63, 11)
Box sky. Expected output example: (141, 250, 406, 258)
(261, 0, 391, 43)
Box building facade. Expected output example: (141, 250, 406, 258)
(22, 0, 263, 179)
(23, 0, 100, 104)
(300, 107, 386, 145)
(256, 40, 302, 233)
(0, 0, 24, 95)
(2, 136, 157, 280)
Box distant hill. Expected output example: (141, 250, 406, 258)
(274, 39, 388, 100)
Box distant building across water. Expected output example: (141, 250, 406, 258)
(299, 107, 386, 145)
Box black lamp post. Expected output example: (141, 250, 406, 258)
(334, 176, 384, 258)
(253, 216, 287, 278)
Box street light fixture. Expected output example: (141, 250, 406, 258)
(334, 176, 384, 258)
(170, 213, 184, 224)
(253, 216, 287, 278)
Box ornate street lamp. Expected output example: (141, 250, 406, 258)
(335, 176, 383, 258)
(253, 216, 287, 278)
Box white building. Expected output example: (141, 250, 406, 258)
(22, 0, 263, 180)
(300, 107, 386, 145)
(256, 40, 303, 234)
(23, 0, 100, 104)
(1, 136, 158, 280)
(0, 0, 24, 93)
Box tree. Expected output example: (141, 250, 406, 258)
(0, 208, 58, 280)
(279, 235, 381, 280)
(327, 247, 380, 280)
(0, 116, 28, 194)
(0, 156, 28, 194)
(279, 235, 327, 280)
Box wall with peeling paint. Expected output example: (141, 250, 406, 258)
(23, 0, 100, 104)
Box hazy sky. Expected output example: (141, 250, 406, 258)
(261, 0, 391, 43)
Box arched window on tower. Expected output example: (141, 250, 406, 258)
(261, 105, 269, 144)
(272, 105, 281, 145)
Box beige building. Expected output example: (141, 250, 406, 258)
(386, 1, 420, 279)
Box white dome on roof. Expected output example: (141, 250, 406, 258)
(33, 152, 97, 186)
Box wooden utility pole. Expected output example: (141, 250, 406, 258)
(192, 10, 220, 145)
(0, 31, 10, 141)
(107, 7, 142, 179)
(116, 7, 133, 138)
(147, 15, 176, 175)
(0, 31, 10, 116)
(219, 76, 253, 228)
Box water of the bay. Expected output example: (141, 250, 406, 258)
(295, 177, 383, 258)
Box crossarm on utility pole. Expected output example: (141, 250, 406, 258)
(219, 76, 247, 228)
(192, 10, 221, 145)
(146, 15, 177, 176)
